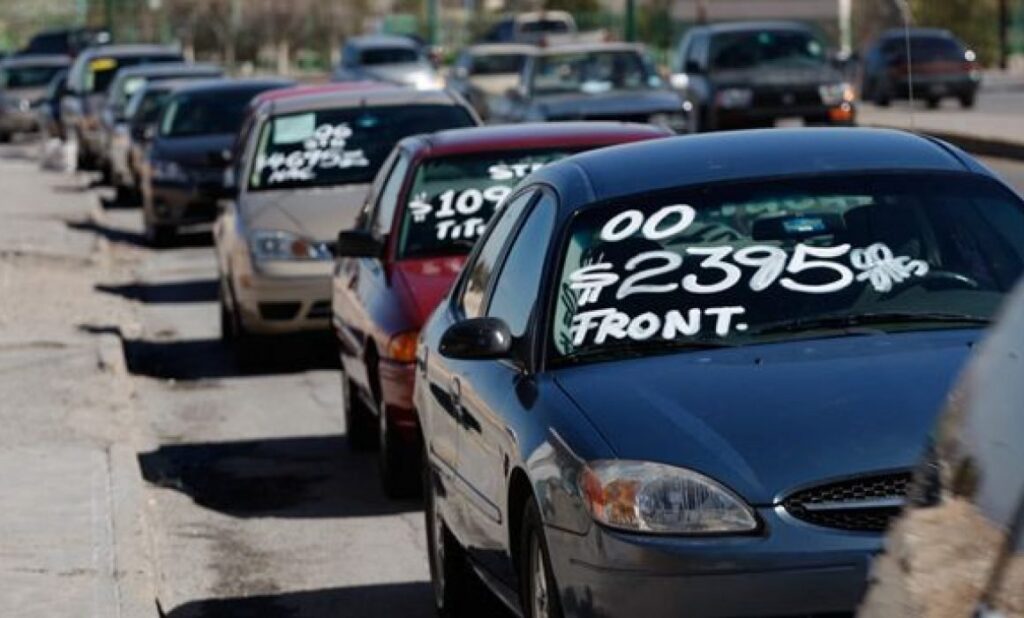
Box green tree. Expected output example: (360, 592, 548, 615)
(910, 0, 1000, 66)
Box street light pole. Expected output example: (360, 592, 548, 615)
(625, 0, 635, 42)
(999, 0, 1009, 70)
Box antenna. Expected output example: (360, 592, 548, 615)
(897, 0, 916, 130)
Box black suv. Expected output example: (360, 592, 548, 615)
(861, 28, 980, 109)
(671, 21, 854, 131)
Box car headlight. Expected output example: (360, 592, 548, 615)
(714, 88, 753, 109)
(579, 460, 758, 534)
(249, 229, 332, 262)
(151, 159, 188, 183)
(819, 82, 854, 106)
(649, 111, 688, 133)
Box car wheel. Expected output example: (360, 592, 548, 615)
(520, 496, 563, 618)
(425, 456, 474, 617)
(342, 374, 377, 451)
(378, 405, 420, 499)
(959, 92, 976, 108)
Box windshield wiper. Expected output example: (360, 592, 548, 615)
(561, 338, 735, 365)
(754, 312, 991, 336)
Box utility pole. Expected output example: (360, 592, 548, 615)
(625, 0, 635, 42)
(999, 0, 1009, 70)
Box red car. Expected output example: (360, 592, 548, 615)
(331, 122, 671, 496)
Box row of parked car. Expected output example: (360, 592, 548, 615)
(2, 19, 1020, 617)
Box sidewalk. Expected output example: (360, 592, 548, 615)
(0, 141, 156, 617)
(858, 75, 1024, 160)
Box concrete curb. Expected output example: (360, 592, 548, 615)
(861, 122, 1024, 162)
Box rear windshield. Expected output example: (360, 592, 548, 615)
(0, 65, 64, 89)
(551, 173, 1024, 363)
(248, 104, 476, 191)
(886, 37, 965, 63)
(160, 86, 272, 137)
(471, 53, 527, 75)
(398, 148, 574, 259)
(85, 54, 182, 94)
(710, 29, 826, 70)
(360, 47, 420, 65)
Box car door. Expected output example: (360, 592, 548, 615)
(455, 190, 557, 582)
(334, 149, 409, 400)
(423, 190, 537, 530)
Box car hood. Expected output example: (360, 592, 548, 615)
(153, 133, 235, 168)
(554, 331, 976, 505)
(714, 64, 844, 89)
(240, 184, 370, 242)
(1, 86, 48, 105)
(391, 256, 467, 325)
(469, 74, 519, 96)
(363, 63, 439, 86)
(535, 89, 683, 120)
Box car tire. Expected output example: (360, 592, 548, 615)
(424, 454, 477, 617)
(144, 219, 176, 247)
(342, 375, 377, 451)
(959, 93, 976, 109)
(378, 405, 420, 499)
(520, 496, 564, 618)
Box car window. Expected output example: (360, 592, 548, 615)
(0, 64, 64, 89)
(247, 104, 475, 191)
(550, 172, 1024, 362)
(486, 192, 557, 338)
(709, 29, 825, 71)
(459, 190, 536, 319)
(681, 32, 707, 72)
(84, 54, 182, 94)
(360, 47, 420, 65)
(373, 153, 410, 237)
(397, 147, 574, 260)
(161, 86, 272, 138)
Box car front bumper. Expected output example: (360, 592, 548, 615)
(546, 505, 877, 617)
(717, 103, 855, 128)
(234, 264, 333, 335)
(150, 179, 222, 227)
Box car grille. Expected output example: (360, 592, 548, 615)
(753, 88, 821, 108)
(782, 472, 911, 532)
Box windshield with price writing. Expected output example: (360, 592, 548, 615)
(397, 148, 572, 259)
(551, 173, 1024, 361)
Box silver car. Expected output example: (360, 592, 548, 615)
(214, 84, 478, 354)
(0, 55, 70, 142)
(333, 35, 444, 91)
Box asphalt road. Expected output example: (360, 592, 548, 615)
(5, 137, 1024, 618)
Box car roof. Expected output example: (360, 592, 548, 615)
(402, 122, 670, 158)
(528, 128, 991, 210)
(79, 44, 181, 58)
(251, 81, 395, 106)
(535, 42, 645, 55)
(689, 20, 814, 35)
(260, 87, 464, 115)
(113, 62, 221, 79)
(879, 27, 955, 40)
(465, 43, 536, 56)
(168, 77, 293, 96)
(0, 54, 70, 68)
(345, 35, 419, 50)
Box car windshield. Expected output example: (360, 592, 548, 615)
(710, 29, 826, 70)
(248, 104, 475, 191)
(551, 173, 1024, 364)
(126, 87, 170, 124)
(532, 50, 660, 95)
(471, 53, 527, 75)
(520, 19, 571, 34)
(160, 87, 268, 137)
(0, 65, 64, 89)
(886, 37, 965, 64)
(398, 148, 574, 259)
(360, 47, 420, 65)
(84, 54, 181, 94)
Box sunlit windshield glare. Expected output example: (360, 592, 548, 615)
(552, 173, 1024, 362)
(533, 50, 660, 95)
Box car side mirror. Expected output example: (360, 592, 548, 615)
(336, 229, 383, 259)
(684, 60, 703, 74)
(439, 317, 512, 360)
